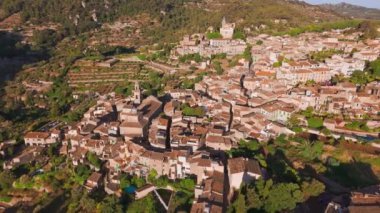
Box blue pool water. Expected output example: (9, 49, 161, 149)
(125, 186, 137, 194)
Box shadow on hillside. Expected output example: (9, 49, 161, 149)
(0, 31, 44, 84)
(267, 146, 379, 189)
(102, 46, 136, 56)
(323, 159, 379, 190)
(266, 149, 301, 183)
(297, 161, 379, 212)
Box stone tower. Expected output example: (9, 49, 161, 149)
(133, 81, 141, 105)
(220, 17, 235, 39)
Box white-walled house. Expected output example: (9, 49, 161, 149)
(228, 157, 262, 191)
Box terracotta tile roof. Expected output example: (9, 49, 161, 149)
(87, 172, 102, 184)
(25, 132, 50, 139)
(138, 96, 162, 119)
(158, 117, 169, 126)
(206, 135, 231, 146)
(228, 157, 262, 175)
(190, 157, 211, 167)
(120, 119, 148, 128)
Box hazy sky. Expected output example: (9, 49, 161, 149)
(304, 0, 380, 9)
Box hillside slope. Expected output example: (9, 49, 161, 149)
(321, 3, 380, 20)
(0, 0, 345, 39)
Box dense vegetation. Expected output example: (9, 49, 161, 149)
(181, 103, 205, 117)
(309, 49, 344, 62)
(228, 137, 326, 213)
(0, 0, 348, 41)
(283, 19, 362, 37)
(0, 1, 379, 212)
(228, 130, 380, 212)
(349, 58, 380, 85)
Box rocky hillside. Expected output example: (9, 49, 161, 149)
(0, 0, 344, 37)
(321, 2, 380, 20)
(199, 0, 343, 23)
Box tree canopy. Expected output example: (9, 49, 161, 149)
(230, 179, 304, 213)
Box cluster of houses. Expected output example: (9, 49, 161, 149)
(174, 19, 380, 84)
(174, 18, 247, 57)
(248, 30, 380, 85)
(11, 80, 265, 211)
(4, 20, 380, 212)
(14, 75, 379, 210)
(192, 69, 380, 141)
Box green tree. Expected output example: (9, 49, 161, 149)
(178, 178, 195, 191)
(97, 196, 123, 213)
(231, 192, 246, 213)
(246, 179, 272, 209)
(321, 127, 331, 136)
(369, 59, 380, 78)
(245, 185, 263, 210)
(0, 171, 14, 190)
(127, 194, 157, 213)
(75, 164, 91, 178)
(302, 106, 314, 118)
(246, 179, 303, 213)
(309, 49, 343, 62)
(228, 139, 262, 159)
(120, 174, 131, 189)
(115, 82, 133, 97)
(264, 183, 303, 213)
(345, 120, 370, 132)
(148, 169, 158, 183)
(350, 70, 369, 85)
(233, 30, 246, 40)
(206, 32, 222, 39)
(182, 105, 205, 117)
(273, 61, 282, 67)
(305, 79, 316, 86)
(307, 117, 324, 129)
(153, 176, 169, 188)
(79, 194, 97, 212)
(301, 179, 325, 201)
(287, 114, 301, 129)
(86, 152, 102, 169)
(131, 176, 146, 188)
(298, 141, 323, 162)
(47, 142, 59, 157)
(331, 74, 346, 84)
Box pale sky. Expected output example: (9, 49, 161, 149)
(304, 0, 380, 9)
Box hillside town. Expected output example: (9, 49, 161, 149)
(1, 16, 380, 213)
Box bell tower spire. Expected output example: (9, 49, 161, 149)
(133, 81, 141, 105)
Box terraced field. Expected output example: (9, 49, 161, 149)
(68, 59, 151, 92)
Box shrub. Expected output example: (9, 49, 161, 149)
(206, 32, 222, 39)
(307, 117, 324, 129)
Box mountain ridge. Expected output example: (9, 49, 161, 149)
(320, 2, 380, 20)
